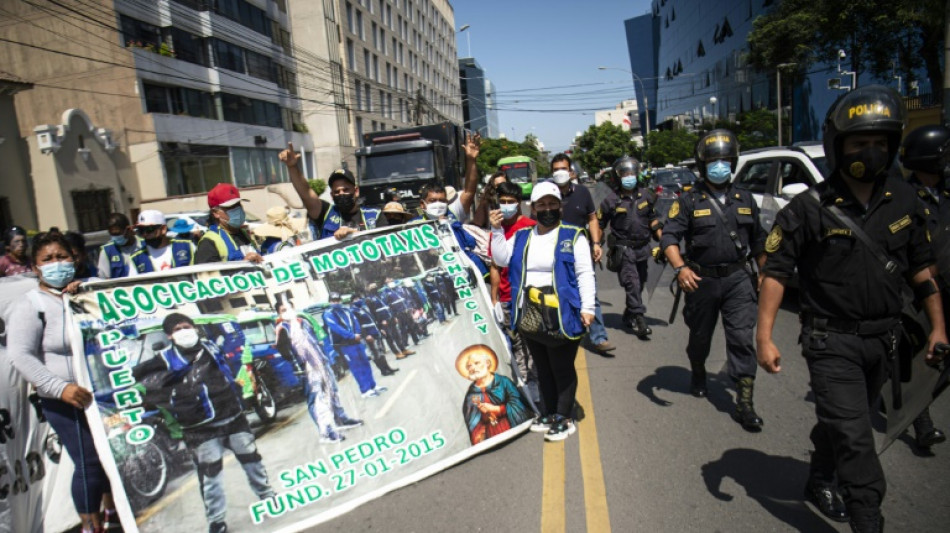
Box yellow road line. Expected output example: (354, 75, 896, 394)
(541, 441, 566, 533)
(575, 347, 611, 533)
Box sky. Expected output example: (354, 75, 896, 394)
(451, 0, 654, 153)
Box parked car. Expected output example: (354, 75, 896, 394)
(732, 144, 828, 230)
(652, 166, 697, 201)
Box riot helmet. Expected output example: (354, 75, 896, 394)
(611, 156, 641, 190)
(695, 129, 739, 181)
(900, 124, 950, 176)
(822, 84, 905, 178)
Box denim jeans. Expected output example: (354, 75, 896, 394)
(587, 296, 609, 345)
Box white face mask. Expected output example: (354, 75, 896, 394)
(172, 328, 200, 349)
(552, 170, 572, 185)
(281, 310, 296, 322)
(424, 202, 448, 218)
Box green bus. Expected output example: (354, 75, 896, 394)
(497, 156, 537, 198)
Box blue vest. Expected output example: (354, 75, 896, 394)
(262, 237, 293, 255)
(319, 206, 380, 239)
(99, 239, 142, 278)
(202, 225, 256, 261)
(507, 225, 586, 340)
(130, 240, 194, 274)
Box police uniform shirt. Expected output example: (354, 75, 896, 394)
(763, 176, 933, 321)
(599, 187, 657, 260)
(909, 174, 950, 237)
(659, 181, 766, 267)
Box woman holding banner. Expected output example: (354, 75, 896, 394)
(488, 181, 596, 442)
(6, 232, 117, 533)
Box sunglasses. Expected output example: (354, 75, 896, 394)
(136, 225, 163, 234)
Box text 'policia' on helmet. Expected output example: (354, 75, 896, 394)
(822, 84, 906, 173)
(694, 129, 739, 178)
(900, 124, 950, 175)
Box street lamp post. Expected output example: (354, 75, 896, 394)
(598, 66, 650, 147)
(457, 24, 471, 58)
(776, 62, 797, 146)
(709, 96, 718, 122)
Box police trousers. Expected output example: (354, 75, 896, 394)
(801, 326, 894, 515)
(617, 248, 649, 317)
(682, 268, 758, 380)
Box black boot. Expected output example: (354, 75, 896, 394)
(690, 364, 707, 398)
(374, 355, 398, 376)
(849, 510, 884, 533)
(912, 407, 946, 449)
(632, 315, 652, 338)
(803, 479, 848, 522)
(731, 377, 763, 431)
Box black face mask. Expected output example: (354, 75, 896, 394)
(333, 193, 357, 213)
(841, 147, 889, 183)
(536, 209, 561, 227)
(145, 237, 164, 248)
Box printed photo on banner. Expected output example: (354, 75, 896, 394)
(65, 221, 532, 533)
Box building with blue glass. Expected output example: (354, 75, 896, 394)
(459, 57, 499, 138)
(624, 0, 931, 143)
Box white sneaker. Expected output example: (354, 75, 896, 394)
(544, 419, 576, 442)
(530, 415, 556, 433)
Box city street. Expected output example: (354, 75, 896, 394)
(314, 184, 950, 532)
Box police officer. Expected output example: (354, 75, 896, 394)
(599, 156, 661, 338)
(757, 86, 948, 532)
(660, 129, 766, 431)
(323, 292, 387, 397)
(900, 124, 950, 450)
(365, 283, 414, 358)
(352, 295, 399, 376)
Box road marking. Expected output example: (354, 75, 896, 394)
(541, 441, 566, 533)
(374, 369, 418, 420)
(135, 406, 308, 525)
(575, 347, 611, 532)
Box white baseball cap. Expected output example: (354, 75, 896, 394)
(137, 210, 166, 226)
(552, 169, 572, 185)
(530, 181, 562, 203)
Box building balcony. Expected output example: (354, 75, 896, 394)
(151, 113, 312, 151)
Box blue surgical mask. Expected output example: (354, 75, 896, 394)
(621, 176, 638, 190)
(706, 161, 732, 184)
(39, 261, 75, 288)
(499, 203, 519, 219)
(111, 234, 128, 246)
(226, 206, 246, 228)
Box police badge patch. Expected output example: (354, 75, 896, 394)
(765, 225, 783, 253)
(668, 201, 680, 219)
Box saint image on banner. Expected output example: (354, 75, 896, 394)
(456, 345, 531, 445)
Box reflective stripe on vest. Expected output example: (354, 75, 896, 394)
(131, 240, 194, 273)
(100, 240, 140, 278)
(200, 225, 255, 261)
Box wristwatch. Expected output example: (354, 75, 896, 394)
(673, 265, 685, 276)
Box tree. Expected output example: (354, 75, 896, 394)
(573, 122, 641, 176)
(644, 127, 698, 167)
(475, 136, 546, 178)
(747, 0, 944, 96)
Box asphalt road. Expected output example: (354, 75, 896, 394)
(315, 183, 950, 533)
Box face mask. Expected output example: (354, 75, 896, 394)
(536, 209, 561, 227)
(226, 206, 245, 228)
(841, 147, 889, 183)
(621, 176, 638, 190)
(39, 261, 75, 288)
(172, 328, 200, 349)
(333, 193, 356, 213)
(552, 170, 572, 185)
(499, 203, 519, 219)
(145, 237, 164, 248)
(111, 234, 128, 246)
(424, 202, 448, 218)
(281, 310, 296, 322)
(706, 161, 732, 184)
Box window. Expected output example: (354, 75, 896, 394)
(734, 161, 773, 194)
(120, 15, 162, 49)
(143, 83, 216, 119)
(347, 39, 355, 69)
(355, 83, 362, 110)
(72, 189, 113, 232)
(162, 144, 231, 195)
(373, 54, 379, 81)
(346, 2, 354, 32)
(356, 10, 364, 39)
(364, 82, 372, 111)
(170, 28, 209, 66)
(246, 50, 277, 83)
(364, 49, 370, 76)
(372, 22, 378, 48)
(213, 39, 245, 73)
(213, 0, 272, 38)
(232, 148, 290, 186)
(221, 93, 282, 128)
(355, 117, 363, 141)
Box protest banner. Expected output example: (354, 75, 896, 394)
(66, 221, 532, 533)
(0, 276, 79, 533)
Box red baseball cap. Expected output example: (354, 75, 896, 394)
(207, 183, 249, 208)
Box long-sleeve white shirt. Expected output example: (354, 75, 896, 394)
(490, 226, 596, 314)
